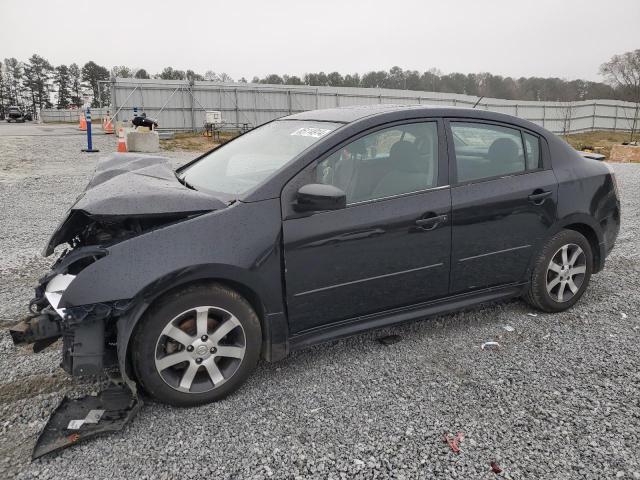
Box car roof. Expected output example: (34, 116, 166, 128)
(283, 104, 435, 123)
(281, 104, 548, 136)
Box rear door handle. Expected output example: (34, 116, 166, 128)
(528, 190, 552, 205)
(415, 214, 447, 230)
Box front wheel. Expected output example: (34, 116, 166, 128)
(131, 283, 262, 407)
(525, 230, 593, 312)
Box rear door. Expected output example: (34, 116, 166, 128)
(281, 120, 452, 333)
(446, 119, 557, 293)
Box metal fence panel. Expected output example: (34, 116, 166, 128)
(102, 78, 640, 135)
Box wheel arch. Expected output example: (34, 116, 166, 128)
(116, 265, 287, 387)
(553, 214, 604, 273)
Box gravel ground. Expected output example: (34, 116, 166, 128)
(1, 124, 639, 479)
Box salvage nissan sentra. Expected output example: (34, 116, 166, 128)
(12, 105, 620, 453)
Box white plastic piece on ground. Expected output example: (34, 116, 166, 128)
(126, 131, 160, 153)
(44, 274, 76, 317)
(481, 341, 500, 350)
(502, 325, 515, 332)
(621, 312, 628, 319)
(527, 313, 538, 317)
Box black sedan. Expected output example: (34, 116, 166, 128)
(14, 105, 620, 408)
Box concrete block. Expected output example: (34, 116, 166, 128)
(126, 131, 160, 153)
(610, 144, 640, 163)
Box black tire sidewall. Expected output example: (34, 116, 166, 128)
(529, 230, 593, 312)
(131, 283, 261, 407)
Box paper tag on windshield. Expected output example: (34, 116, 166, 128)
(291, 127, 332, 138)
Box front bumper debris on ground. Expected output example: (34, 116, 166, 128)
(32, 384, 141, 459)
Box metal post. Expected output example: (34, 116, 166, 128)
(542, 105, 546, 128)
(614, 105, 618, 132)
(592, 102, 596, 131)
(287, 89, 292, 114)
(81, 108, 99, 153)
(189, 80, 195, 132)
(234, 88, 239, 126)
(315, 89, 319, 109)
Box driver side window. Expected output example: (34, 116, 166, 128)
(315, 122, 439, 204)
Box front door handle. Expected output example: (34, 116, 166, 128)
(528, 190, 552, 205)
(415, 214, 447, 230)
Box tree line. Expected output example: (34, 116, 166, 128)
(1, 50, 638, 118)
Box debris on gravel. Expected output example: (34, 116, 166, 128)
(1, 126, 639, 479)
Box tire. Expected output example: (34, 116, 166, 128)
(131, 283, 262, 407)
(525, 229, 593, 312)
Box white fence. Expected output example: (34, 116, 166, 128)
(39, 108, 110, 123)
(103, 78, 637, 134)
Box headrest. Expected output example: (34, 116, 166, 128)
(389, 140, 422, 172)
(488, 138, 519, 163)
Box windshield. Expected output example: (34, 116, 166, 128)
(180, 120, 341, 196)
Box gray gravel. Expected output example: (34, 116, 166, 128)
(1, 124, 639, 479)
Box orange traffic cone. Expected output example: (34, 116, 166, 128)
(102, 115, 114, 134)
(117, 129, 128, 152)
(78, 113, 87, 131)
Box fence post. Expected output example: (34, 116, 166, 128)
(542, 105, 546, 128)
(287, 89, 292, 114)
(189, 80, 195, 132)
(614, 105, 618, 132)
(592, 102, 596, 131)
(234, 88, 239, 126)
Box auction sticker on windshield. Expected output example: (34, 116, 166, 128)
(290, 127, 333, 138)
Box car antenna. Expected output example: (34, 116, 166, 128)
(472, 96, 484, 109)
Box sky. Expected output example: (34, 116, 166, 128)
(1, 0, 638, 82)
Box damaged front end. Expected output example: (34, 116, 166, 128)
(10, 246, 141, 459)
(10, 154, 225, 459)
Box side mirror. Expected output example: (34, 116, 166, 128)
(294, 183, 346, 212)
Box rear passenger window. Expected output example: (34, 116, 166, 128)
(524, 132, 542, 170)
(451, 123, 525, 183)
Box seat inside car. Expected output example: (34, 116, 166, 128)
(456, 137, 524, 182)
(487, 137, 524, 175)
(371, 139, 433, 198)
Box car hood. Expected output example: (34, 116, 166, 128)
(44, 153, 227, 256)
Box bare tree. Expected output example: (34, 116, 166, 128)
(600, 49, 640, 142)
(560, 101, 573, 139)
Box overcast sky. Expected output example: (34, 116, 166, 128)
(1, 0, 638, 82)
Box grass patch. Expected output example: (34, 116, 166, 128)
(562, 131, 634, 159)
(161, 131, 237, 152)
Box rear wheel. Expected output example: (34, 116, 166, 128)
(525, 230, 593, 312)
(131, 283, 261, 407)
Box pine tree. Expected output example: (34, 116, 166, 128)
(69, 63, 82, 107)
(23, 54, 54, 113)
(4, 58, 23, 106)
(54, 64, 71, 109)
(81, 61, 110, 107)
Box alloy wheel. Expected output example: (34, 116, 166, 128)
(154, 306, 246, 393)
(546, 243, 587, 303)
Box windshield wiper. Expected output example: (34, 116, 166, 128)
(175, 172, 197, 191)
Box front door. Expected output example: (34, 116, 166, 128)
(282, 120, 451, 333)
(446, 120, 558, 293)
